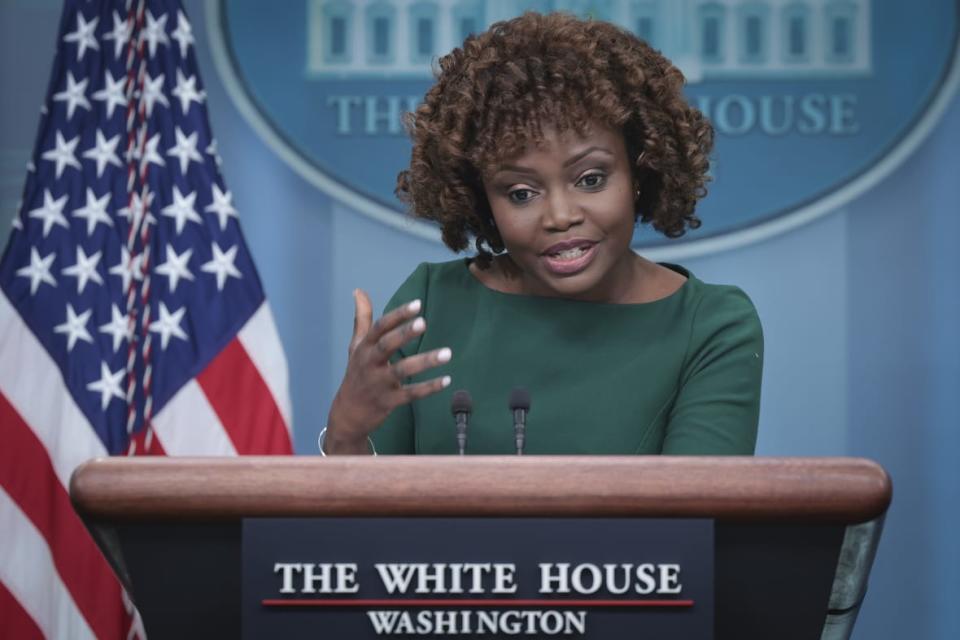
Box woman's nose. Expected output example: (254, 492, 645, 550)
(543, 190, 584, 230)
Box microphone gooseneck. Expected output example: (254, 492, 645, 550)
(509, 387, 531, 455)
(451, 390, 473, 455)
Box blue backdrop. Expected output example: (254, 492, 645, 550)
(1, 1, 957, 638)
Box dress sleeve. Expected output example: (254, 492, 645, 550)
(661, 286, 764, 455)
(369, 263, 431, 454)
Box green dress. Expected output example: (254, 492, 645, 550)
(371, 259, 763, 455)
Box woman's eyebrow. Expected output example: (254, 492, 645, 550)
(497, 164, 538, 176)
(562, 146, 613, 167)
(495, 147, 614, 176)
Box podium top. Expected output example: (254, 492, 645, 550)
(70, 456, 890, 524)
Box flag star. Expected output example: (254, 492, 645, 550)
(16, 247, 57, 295)
(137, 132, 166, 170)
(72, 187, 113, 237)
(87, 361, 125, 411)
(205, 184, 238, 230)
(167, 126, 203, 175)
(201, 243, 242, 291)
(54, 303, 94, 352)
(73, 188, 114, 236)
(82, 130, 123, 178)
(53, 71, 91, 120)
(93, 70, 128, 118)
(62, 13, 100, 62)
(171, 69, 205, 113)
(12, 215, 23, 231)
(142, 11, 170, 58)
(154, 245, 194, 293)
(140, 72, 169, 117)
(125, 133, 163, 169)
(99, 304, 132, 353)
(103, 11, 132, 59)
(171, 10, 195, 57)
(62, 246, 104, 294)
(109, 246, 144, 293)
(149, 302, 188, 349)
(117, 189, 156, 231)
(28, 189, 70, 237)
(26, 161, 36, 173)
(161, 186, 201, 234)
(41, 131, 82, 179)
(206, 139, 223, 167)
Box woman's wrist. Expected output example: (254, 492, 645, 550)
(321, 401, 377, 455)
(320, 424, 374, 455)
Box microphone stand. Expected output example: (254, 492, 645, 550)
(451, 390, 472, 455)
(513, 409, 526, 455)
(509, 387, 530, 456)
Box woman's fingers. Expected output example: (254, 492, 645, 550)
(372, 298, 422, 339)
(340, 293, 450, 417)
(371, 317, 429, 363)
(351, 291, 418, 356)
(364, 300, 424, 362)
(390, 348, 452, 380)
(397, 375, 452, 403)
(333, 292, 452, 445)
(349, 289, 374, 354)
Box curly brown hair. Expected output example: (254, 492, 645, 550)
(395, 11, 714, 268)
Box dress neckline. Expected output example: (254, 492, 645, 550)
(460, 257, 694, 308)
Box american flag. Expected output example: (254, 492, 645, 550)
(0, 0, 293, 637)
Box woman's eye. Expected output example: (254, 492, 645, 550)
(578, 172, 606, 188)
(508, 189, 536, 204)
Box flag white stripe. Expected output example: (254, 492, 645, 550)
(0, 486, 96, 640)
(151, 379, 238, 455)
(0, 289, 107, 489)
(237, 302, 293, 430)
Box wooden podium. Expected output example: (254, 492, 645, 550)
(71, 456, 891, 640)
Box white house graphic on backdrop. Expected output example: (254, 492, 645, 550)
(306, 0, 872, 82)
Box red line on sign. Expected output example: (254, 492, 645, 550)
(261, 599, 694, 608)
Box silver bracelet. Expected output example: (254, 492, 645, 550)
(317, 427, 377, 456)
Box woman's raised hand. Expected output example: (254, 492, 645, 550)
(323, 289, 452, 454)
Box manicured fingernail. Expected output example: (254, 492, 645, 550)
(407, 299, 421, 313)
(412, 317, 425, 332)
(437, 348, 452, 363)
(441, 376, 451, 388)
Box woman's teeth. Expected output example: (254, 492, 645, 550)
(551, 246, 588, 260)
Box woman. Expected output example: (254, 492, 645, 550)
(321, 12, 763, 455)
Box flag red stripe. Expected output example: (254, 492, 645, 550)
(196, 338, 292, 454)
(0, 580, 44, 640)
(0, 393, 126, 640)
(129, 423, 167, 456)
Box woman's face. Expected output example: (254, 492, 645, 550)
(482, 121, 639, 303)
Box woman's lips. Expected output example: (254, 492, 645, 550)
(541, 242, 598, 275)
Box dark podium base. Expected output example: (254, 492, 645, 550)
(113, 520, 844, 640)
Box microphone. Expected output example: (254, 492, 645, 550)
(509, 387, 530, 455)
(451, 390, 472, 455)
